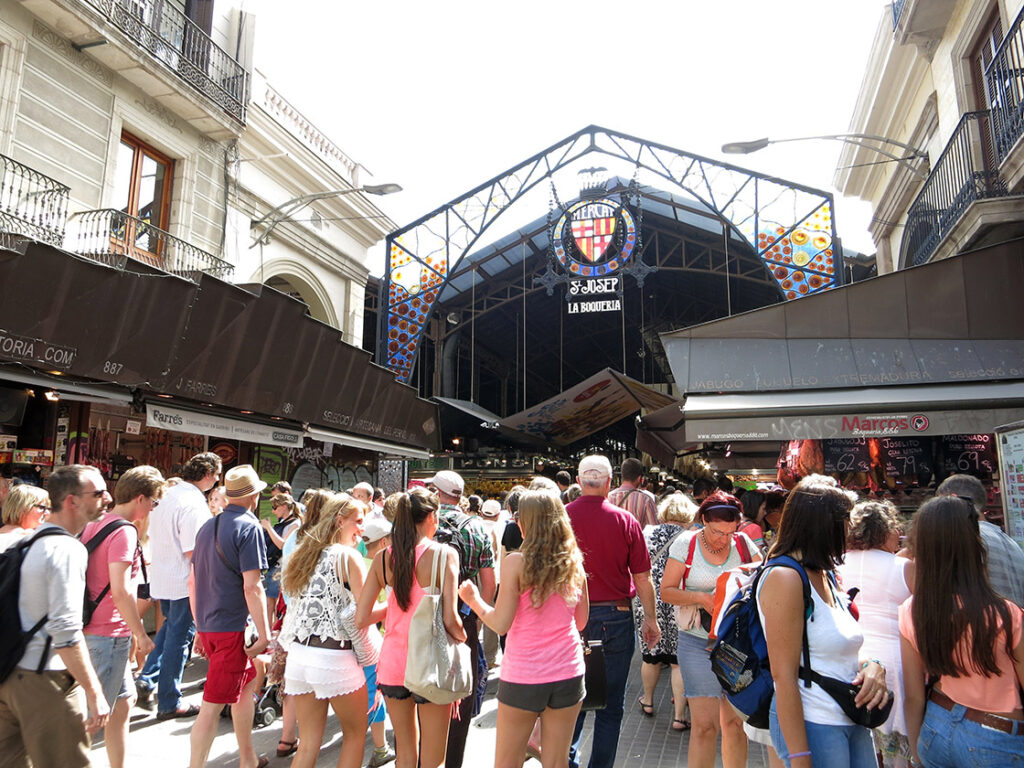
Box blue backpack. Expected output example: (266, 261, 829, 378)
(710, 555, 812, 729)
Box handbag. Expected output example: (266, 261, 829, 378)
(800, 667, 894, 729)
(404, 544, 473, 705)
(580, 637, 607, 711)
(337, 548, 382, 667)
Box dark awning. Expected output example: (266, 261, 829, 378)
(660, 239, 1024, 394)
(0, 241, 438, 452)
(640, 239, 1024, 456)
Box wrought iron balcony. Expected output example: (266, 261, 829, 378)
(69, 209, 234, 280)
(81, 0, 248, 123)
(0, 153, 70, 246)
(986, 3, 1024, 164)
(900, 111, 1007, 267)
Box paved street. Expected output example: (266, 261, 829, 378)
(89, 651, 771, 768)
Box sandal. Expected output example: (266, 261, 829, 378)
(636, 696, 654, 717)
(276, 739, 299, 757)
(671, 718, 691, 732)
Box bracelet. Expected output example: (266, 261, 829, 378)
(860, 658, 885, 672)
(789, 751, 811, 759)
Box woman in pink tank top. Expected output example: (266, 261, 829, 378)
(460, 490, 589, 768)
(356, 488, 465, 768)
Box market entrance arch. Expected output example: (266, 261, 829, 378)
(379, 126, 842, 384)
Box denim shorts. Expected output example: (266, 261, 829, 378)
(769, 698, 877, 768)
(263, 565, 282, 599)
(84, 634, 133, 706)
(378, 683, 429, 704)
(676, 630, 723, 699)
(916, 699, 1024, 767)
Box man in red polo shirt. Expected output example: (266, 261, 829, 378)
(566, 454, 660, 768)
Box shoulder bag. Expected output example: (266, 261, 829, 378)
(404, 544, 473, 704)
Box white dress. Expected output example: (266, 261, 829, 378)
(836, 549, 912, 736)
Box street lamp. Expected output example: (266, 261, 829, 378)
(721, 134, 928, 179)
(250, 183, 402, 247)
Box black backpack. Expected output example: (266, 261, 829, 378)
(434, 510, 479, 584)
(0, 527, 74, 683)
(81, 518, 137, 626)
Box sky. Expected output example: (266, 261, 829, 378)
(248, 1, 888, 274)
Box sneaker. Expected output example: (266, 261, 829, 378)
(368, 745, 396, 767)
(135, 681, 154, 711)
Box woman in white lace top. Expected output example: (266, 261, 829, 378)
(280, 493, 370, 768)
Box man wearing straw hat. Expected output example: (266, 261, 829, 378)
(188, 464, 270, 768)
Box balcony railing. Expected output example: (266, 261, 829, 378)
(986, 3, 1024, 164)
(69, 209, 234, 280)
(0, 153, 70, 246)
(891, 0, 907, 29)
(82, 0, 248, 124)
(901, 111, 1007, 267)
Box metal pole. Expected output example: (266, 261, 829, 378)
(723, 221, 732, 316)
(470, 270, 476, 402)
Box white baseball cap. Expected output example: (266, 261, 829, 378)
(363, 517, 393, 543)
(577, 455, 612, 478)
(480, 499, 501, 518)
(429, 470, 464, 497)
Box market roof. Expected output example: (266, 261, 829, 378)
(436, 178, 868, 305)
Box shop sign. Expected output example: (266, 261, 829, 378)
(566, 277, 622, 314)
(146, 404, 302, 448)
(687, 407, 1024, 442)
(878, 437, 934, 477)
(12, 449, 53, 466)
(0, 329, 76, 370)
(941, 434, 996, 475)
(553, 197, 636, 316)
(822, 438, 871, 473)
(125, 420, 141, 435)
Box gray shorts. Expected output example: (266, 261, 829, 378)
(497, 675, 585, 713)
(84, 634, 133, 706)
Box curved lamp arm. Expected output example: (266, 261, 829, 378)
(721, 134, 928, 179)
(250, 183, 401, 248)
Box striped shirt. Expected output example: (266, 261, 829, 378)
(608, 483, 658, 528)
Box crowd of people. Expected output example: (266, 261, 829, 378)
(1, 451, 1022, 768)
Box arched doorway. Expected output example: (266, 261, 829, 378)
(380, 126, 841, 383)
(255, 261, 338, 328)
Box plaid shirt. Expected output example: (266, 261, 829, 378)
(436, 504, 494, 579)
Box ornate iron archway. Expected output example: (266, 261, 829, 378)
(380, 126, 840, 382)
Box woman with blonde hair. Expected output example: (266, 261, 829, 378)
(459, 490, 589, 768)
(280, 492, 370, 768)
(635, 492, 698, 731)
(0, 484, 50, 550)
(356, 488, 465, 768)
(273, 487, 335, 758)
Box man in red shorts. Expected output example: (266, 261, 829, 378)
(188, 465, 270, 768)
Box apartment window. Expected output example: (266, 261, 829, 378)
(969, 8, 1004, 171)
(112, 133, 174, 261)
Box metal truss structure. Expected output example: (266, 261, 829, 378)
(381, 125, 839, 383)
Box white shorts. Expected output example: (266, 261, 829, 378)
(284, 643, 366, 699)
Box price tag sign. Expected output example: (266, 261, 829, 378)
(823, 438, 871, 473)
(941, 434, 996, 476)
(878, 437, 933, 477)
